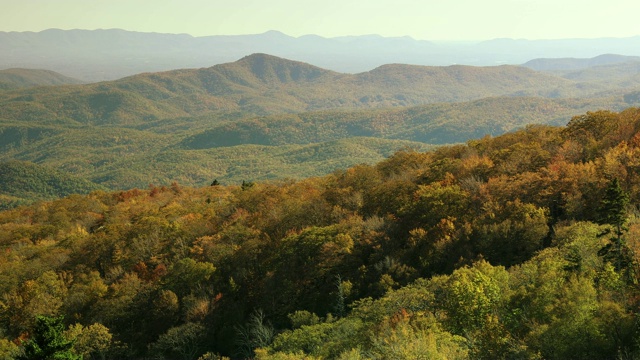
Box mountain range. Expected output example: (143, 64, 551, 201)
(2, 29, 640, 81)
(2, 53, 639, 128)
(0, 52, 639, 203)
(523, 53, 640, 71)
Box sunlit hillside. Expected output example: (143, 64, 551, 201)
(1, 108, 640, 359)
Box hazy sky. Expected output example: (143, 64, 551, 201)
(2, 0, 638, 41)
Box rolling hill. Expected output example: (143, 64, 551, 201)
(0, 68, 83, 90)
(0, 53, 629, 127)
(1, 54, 639, 205)
(180, 97, 625, 148)
(0, 95, 633, 191)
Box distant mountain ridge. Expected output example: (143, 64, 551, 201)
(523, 54, 640, 71)
(2, 29, 640, 81)
(0, 53, 624, 126)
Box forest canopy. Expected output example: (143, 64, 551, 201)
(1, 108, 640, 359)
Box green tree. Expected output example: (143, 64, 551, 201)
(437, 261, 508, 334)
(150, 322, 206, 360)
(598, 178, 630, 239)
(164, 258, 216, 297)
(597, 178, 632, 275)
(18, 315, 81, 360)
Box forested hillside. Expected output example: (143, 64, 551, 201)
(1, 54, 640, 205)
(0, 53, 635, 126)
(0, 68, 83, 91)
(0, 90, 640, 194)
(0, 160, 105, 210)
(2, 108, 640, 359)
(0, 92, 634, 195)
(180, 97, 623, 148)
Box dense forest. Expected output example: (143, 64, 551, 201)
(1, 107, 640, 359)
(0, 160, 106, 210)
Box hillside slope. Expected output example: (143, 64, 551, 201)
(0, 68, 83, 90)
(0, 54, 604, 126)
(0, 55, 639, 197)
(0, 94, 636, 192)
(2, 108, 640, 358)
(0, 160, 106, 209)
(181, 97, 623, 148)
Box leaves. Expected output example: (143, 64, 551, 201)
(1, 108, 640, 358)
(18, 315, 80, 360)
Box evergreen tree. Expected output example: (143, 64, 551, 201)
(19, 315, 81, 360)
(597, 178, 629, 235)
(597, 178, 633, 276)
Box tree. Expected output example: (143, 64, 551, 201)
(1, 271, 68, 338)
(150, 322, 206, 360)
(66, 323, 113, 360)
(164, 258, 216, 297)
(18, 315, 81, 360)
(597, 178, 632, 274)
(598, 178, 630, 238)
(235, 310, 275, 358)
(0, 339, 20, 360)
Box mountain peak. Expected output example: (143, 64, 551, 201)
(238, 53, 287, 62)
(259, 30, 290, 38)
(234, 53, 333, 83)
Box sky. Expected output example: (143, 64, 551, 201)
(2, 0, 638, 41)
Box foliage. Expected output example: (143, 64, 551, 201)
(1, 108, 640, 358)
(0, 71, 633, 203)
(598, 178, 630, 234)
(18, 315, 80, 360)
(0, 161, 105, 210)
(65, 323, 112, 360)
(150, 322, 206, 360)
(0, 339, 20, 360)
